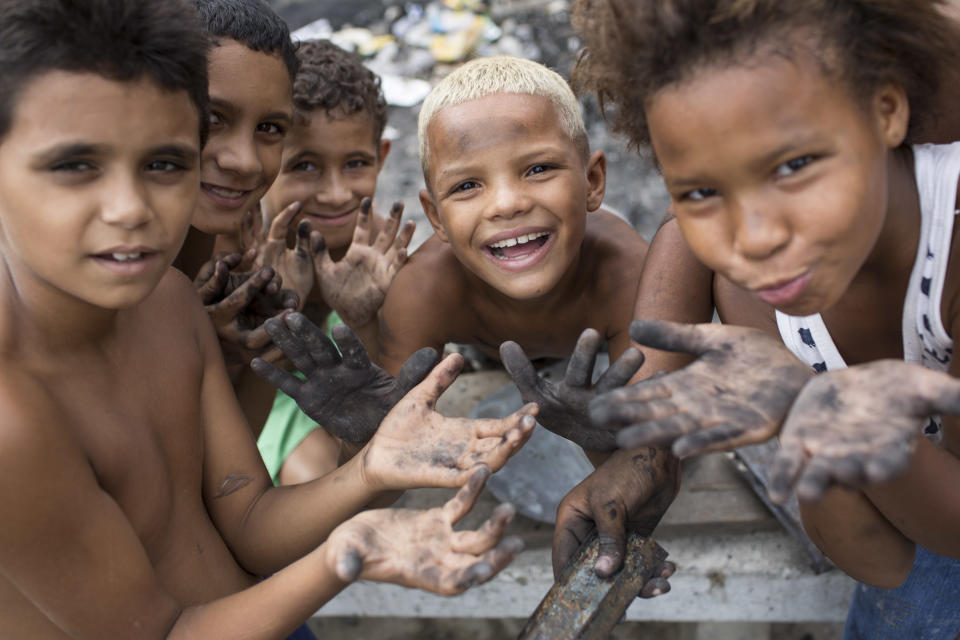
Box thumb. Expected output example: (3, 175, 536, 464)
(629, 319, 713, 356)
(500, 341, 540, 395)
(410, 353, 464, 410)
(592, 500, 628, 578)
(334, 548, 363, 582)
(395, 347, 442, 394)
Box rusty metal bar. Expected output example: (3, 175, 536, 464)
(518, 532, 668, 640)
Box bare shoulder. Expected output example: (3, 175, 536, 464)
(582, 209, 649, 274)
(379, 234, 471, 370)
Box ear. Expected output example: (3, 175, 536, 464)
(419, 188, 449, 242)
(376, 137, 392, 172)
(874, 83, 910, 148)
(584, 149, 607, 212)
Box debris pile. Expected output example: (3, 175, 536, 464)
(291, 0, 577, 107)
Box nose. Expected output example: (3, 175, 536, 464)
(216, 131, 262, 178)
(314, 171, 352, 209)
(484, 177, 530, 221)
(100, 172, 152, 229)
(729, 197, 790, 261)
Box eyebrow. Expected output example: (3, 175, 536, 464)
(32, 143, 108, 165)
(149, 144, 199, 162)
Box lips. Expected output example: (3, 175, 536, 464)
(482, 229, 554, 271)
(201, 182, 256, 210)
(302, 208, 356, 226)
(753, 271, 812, 306)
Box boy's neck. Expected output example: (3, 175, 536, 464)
(174, 226, 217, 281)
(0, 258, 124, 354)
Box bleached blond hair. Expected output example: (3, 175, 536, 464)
(418, 56, 589, 182)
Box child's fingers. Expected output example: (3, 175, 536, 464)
(767, 442, 806, 504)
(671, 421, 751, 458)
(331, 323, 372, 369)
(409, 353, 465, 410)
(352, 198, 373, 246)
(595, 396, 681, 428)
(394, 347, 442, 395)
(210, 267, 274, 319)
(448, 562, 495, 593)
(614, 413, 698, 451)
(469, 536, 525, 584)
(826, 454, 867, 487)
(286, 312, 341, 368)
(239, 324, 273, 351)
(795, 457, 835, 503)
(629, 319, 713, 356)
(294, 219, 312, 259)
(499, 341, 541, 396)
(395, 219, 416, 251)
(267, 201, 302, 242)
(262, 316, 315, 373)
(278, 288, 300, 312)
(595, 347, 646, 393)
(472, 404, 539, 438)
(588, 382, 674, 427)
(925, 370, 960, 416)
(471, 415, 536, 472)
(312, 233, 335, 280)
(373, 201, 404, 253)
(250, 357, 303, 397)
(864, 442, 915, 485)
(565, 328, 602, 388)
(196, 260, 229, 304)
(451, 503, 516, 554)
(441, 466, 491, 524)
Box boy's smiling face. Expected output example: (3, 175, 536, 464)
(648, 54, 908, 316)
(195, 39, 293, 235)
(0, 71, 200, 309)
(262, 110, 388, 252)
(421, 93, 604, 301)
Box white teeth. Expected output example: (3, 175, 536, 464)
(488, 231, 549, 250)
(111, 253, 142, 262)
(207, 185, 245, 199)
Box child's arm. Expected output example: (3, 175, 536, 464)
(0, 393, 518, 638)
(194, 286, 536, 574)
(313, 199, 415, 358)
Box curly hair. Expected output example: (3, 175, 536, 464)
(292, 39, 387, 144)
(571, 0, 960, 152)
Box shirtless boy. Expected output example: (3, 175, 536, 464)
(377, 55, 649, 452)
(0, 2, 535, 637)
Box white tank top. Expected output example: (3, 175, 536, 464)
(775, 142, 960, 441)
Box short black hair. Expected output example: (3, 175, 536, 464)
(193, 0, 298, 81)
(0, 0, 209, 144)
(292, 39, 388, 143)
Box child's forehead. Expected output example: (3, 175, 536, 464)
(5, 71, 199, 150)
(290, 110, 379, 150)
(207, 39, 292, 105)
(429, 93, 569, 149)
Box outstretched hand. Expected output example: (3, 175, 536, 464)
(314, 198, 415, 328)
(769, 360, 960, 504)
(501, 329, 644, 451)
(250, 312, 440, 443)
(590, 319, 812, 457)
(553, 446, 678, 591)
(250, 201, 320, 309)
(361, 352, 538, 491)
(193, 252, 298, 366)
(325, 467, 524, 595)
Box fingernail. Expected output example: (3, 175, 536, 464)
(595, 557, 614, 575)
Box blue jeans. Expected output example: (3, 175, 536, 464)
(844, 545, 960, 639)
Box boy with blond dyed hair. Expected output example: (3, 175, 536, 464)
(378, 55, 650, 453)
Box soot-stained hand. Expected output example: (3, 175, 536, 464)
(361, 352, 538, 491)
(193, 252, 298, 366)
(250, 312, 440, 444)
(251, 201, 319, 310)
(314, 199, 415, 329)
(590, 320, 812, 458)
(501, 329, 644, 451)
(769, 360, 960, 504)
(553, 447, 678, 592)
(326, 467, 524, 595)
